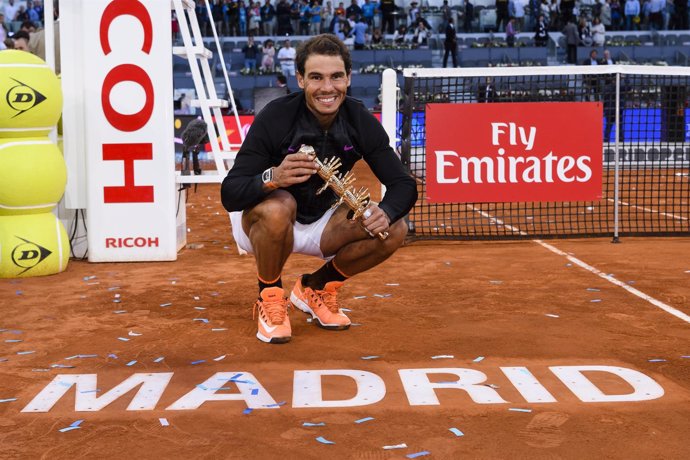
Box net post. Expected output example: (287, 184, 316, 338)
(611, 71, 621, 244)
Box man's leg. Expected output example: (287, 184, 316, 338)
(242, 190, 296, 343)
(290, 205, 408, 330)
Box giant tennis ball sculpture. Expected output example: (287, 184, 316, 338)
(0, 138, 67, 215)
(0, 50, 63, 138)
(0, 213, 70, 278)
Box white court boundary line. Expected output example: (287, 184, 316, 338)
(606, 198, 689, 222)
(466, 204, 690, 324)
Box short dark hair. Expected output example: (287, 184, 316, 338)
(12, 30, 30, 41)
(295, 34, 352, 77)
(277, 74, 287, 85)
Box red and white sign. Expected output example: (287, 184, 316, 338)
(76, 0, 175, 261)
(426, 102, 603, 203)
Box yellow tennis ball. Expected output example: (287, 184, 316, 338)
(0, 50, 63, 138)
(0, 138, 67, 215)
(0, 213, 70, 278)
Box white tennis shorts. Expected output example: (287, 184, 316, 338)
(230, 207, 337, 259)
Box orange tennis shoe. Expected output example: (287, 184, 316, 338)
(290, 277, 351, 330)
(254, 287, 291, 344)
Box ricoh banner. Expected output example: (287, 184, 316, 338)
(62, 0, 175, 262)
(426, 102, 603, 203)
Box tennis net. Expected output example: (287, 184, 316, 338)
(390, 65, 690, 240)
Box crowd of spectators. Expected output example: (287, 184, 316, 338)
(181, 0, 690, 47)
(1, 0, 46, 50)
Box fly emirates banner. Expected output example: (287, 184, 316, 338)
(426, 102, 603, 203)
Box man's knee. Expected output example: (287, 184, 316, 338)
(380, 218, 408, 253)
(247, 193, 297, 234)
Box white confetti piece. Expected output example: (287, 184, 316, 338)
(113, 310, 127, 314)
(590, 299, 602, 303)
(194, 307, 207, 310)
(193, 318, 209, 323)
(126, 360, 137, 366)
(473, 356, 485, 363)
(0, 398, 18, 403)
(353, 295, 367, 299)
(159, 303, 172, 307)
(586, 288, 601, 292)
(355, 417, 374, 424)
(648, 359, 667, 362)
(361, 355, 379, 360)
(128, 331, 142, 336)
(159, 418, 169, 426)
(16, 351, 35, 355)
(315, 436, 335, 445)
(449, 427, 464, 437)
(431, 355, 454, 359)
(383, 443, 408, 450)
(211, 328, 228, 332)
(117, 337, 130, 342)
(153, 357, 165, 363)
(509, 408, 532, 413)
(213, 355, 226, 361)
(545, 314, 560, 318)
(193, 296, 200, 301)
(303, 422, 325, 427)
(385, 283, 400, 286)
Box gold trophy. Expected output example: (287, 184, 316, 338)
(298, 144, 388, 240)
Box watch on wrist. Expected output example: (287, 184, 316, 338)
(262, 167, 278, 190)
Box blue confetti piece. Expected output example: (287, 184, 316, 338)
(263, 401, 286, 408)
(361, 355, 379, 360)
(126, 360, 137, 367)
(243, 408, 253, 415)
(473, 356, 485, 363)
(79, 389, 101, 394)
(449, 427, 464, 437)
(190, 360, 206, 365)
(15, 290, 22, 295)
(355, 417, 374, 424)
(302, 422, 326, 427)
(315, 436, 335, 445)
(58, 426, 81, 433)
(230, 373, 243, 380)
(648, 359, 667, 362)
(406, 451, 430, 458)
(58, 381, 73, 387)
(196, 384, 208, 391)
(193, 318, 209, 324)
(153, 356, 164, 363)
(70, 420, 84, 428)
(251, 388, 259, 395)
(207, 387, 230, 391)
(509, 408, 532, 413)
(108, 354, 118, 359)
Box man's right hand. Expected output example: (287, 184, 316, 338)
(272, 151, 319, 187)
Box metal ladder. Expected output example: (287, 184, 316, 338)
(171, 0, 243, 183)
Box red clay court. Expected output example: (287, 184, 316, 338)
(1, 171, 689, 459)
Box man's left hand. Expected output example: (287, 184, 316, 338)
(361, 204, 390, 238)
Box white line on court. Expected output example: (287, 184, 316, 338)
(606, 198, 688, 221)
(466, 205, 690, 324)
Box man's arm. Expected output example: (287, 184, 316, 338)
(356, 109, 418, 224)
(221, 115, 277, 212)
